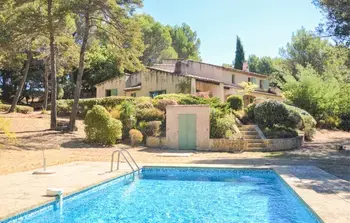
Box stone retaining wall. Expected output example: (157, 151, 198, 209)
(263, 135, 304, 151)
(209, 139, 247, 152)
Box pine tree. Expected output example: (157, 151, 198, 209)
(234, 36, 245, 70)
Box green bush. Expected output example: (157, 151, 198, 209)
(136, 107, 164, 122)
(153, 99, 178, 111)
(262, 126, 298, 139)
(254, 100, 301, 129)
(57, 96, 135, 117)
(210, 108, 236, 138)
(286, 105, 316, 140)
(0, 104, 34, 114)
(109, 107, 120, 119)
(84, 105, 123, 145)
(119, 101, 136, 138)
(154, 93, 222, 108)
(226, 95, 243, 110)
(129, 129, 143, 146)
(141, 121, 162, 137)
(241, 103, 256, 124)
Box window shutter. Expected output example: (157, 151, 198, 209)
(263, 80, 269, 90)
(111, 89, 118, 96)
(252, 77, 256, 84)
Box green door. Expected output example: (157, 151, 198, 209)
(178, 114, 197, 150)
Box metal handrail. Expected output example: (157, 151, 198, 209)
(110, 149, 140, 180)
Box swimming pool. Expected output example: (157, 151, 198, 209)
(2, 167, 322, 223)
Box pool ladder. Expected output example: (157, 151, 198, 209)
(110, 149, 140, 181)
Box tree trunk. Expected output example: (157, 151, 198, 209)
(48, 0, 57, 129)
(8, 51, 32, 113)
(43, 58, 49, 110)
(68, 10, 90, 131)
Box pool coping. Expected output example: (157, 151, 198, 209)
(1, 163, 349, 223)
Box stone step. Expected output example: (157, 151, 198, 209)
(245, 139, 264, 143)
(240, 131, 259, 136)
(244, 135, 262, 139)
(239, 126, 256, 131)
(247, 142, 266, 148)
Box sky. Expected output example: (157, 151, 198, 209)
(140, 0, 324, 66)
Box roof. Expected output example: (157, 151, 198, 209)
(124, 86, 141, 91)
(174, 59, 269, 78)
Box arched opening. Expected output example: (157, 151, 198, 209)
(243, 95, 256, 107)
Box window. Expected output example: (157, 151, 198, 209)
(260, 80, 263, 89)
(232, 74, 235, 84)
(149, 90, 166, 98)
(131, 92, 136, 97)
(106, 89, 118, 97)
(248, 77, 251, 83)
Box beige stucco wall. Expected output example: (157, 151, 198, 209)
(166, 105, 210, 150)
(95, 76, 127, 98)
(165, 60, 268, 90)
(138, 70, 192, 96)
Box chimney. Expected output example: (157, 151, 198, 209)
(242, 61, 249, 72)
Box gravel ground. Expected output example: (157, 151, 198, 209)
(0, 112, 349, 180)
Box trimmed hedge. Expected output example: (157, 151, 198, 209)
(226, 95, 243, 110)
(135, 107, 164, 122)
(0, 104, 34, 114)
(84, 105, 123, 145)
(57, 96, 135, 117)
(129, 129, 143, 146)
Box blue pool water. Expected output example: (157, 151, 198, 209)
(3, 167, 321, 223)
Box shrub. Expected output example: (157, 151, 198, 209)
(136, 107, 164, 122)
(129, 129, 143, 146)
(226, 95, 243, 110)
(262, 126, 298, 139)
(0, 104, 34, 114)
(339, 113, 350, 131)
(135, 102, 154, 110)
(119, 101, 136, 137)
(254, 100, 301, 129)
(57, 96, 135, 117)
(84, 105, 123, 145)
(146, 121, 162, 137)
(240, 103, 256, 124)
(210, 108, 236, 138)
(153, 99, 178, 111)
(109, 107, 120, 119)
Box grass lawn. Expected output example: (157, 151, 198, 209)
(0, 112, 349, 181)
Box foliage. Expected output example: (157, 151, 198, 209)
(153, 99, 178, 112)
(0, 104, 33, 114)
(234, 36, 245, 70)
(119, 101, 136, 138)
(57, 96, 135, 117)
(210, 108, 236, 138)
(136, 107, 164, 122)
(170, 23, 201, 60)
(136, 14, 177, 65)
(282, 66, 349, 123)
(84, 105, 122, 145)
(241, 103, 256, 124)
(313, 0, 350, 46)
(262, 126, 298, 139)
(238, 82, 258, 94)
(248, 55, 274, 74)
(129, 129, 143, 146)
(109, 107, 120, 119)
(0, 117, 16, 145)
(226, 95, 243, 110)
(154, 94, 222, 108)
(138, 120, 161, 137)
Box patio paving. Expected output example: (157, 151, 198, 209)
(0, 162, 349, 222)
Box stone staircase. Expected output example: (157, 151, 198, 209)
(238, 125, 266, 151)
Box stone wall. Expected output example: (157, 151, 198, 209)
(263, 135, 304, 152)
(209, 139, 247, 152)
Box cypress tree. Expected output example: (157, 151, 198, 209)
(234, 36, 245, 70)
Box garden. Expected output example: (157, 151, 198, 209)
(54, 93, 317, 147)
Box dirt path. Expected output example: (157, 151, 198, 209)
(0, 113, 349, 180)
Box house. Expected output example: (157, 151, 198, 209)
(95, 59, 283, 106)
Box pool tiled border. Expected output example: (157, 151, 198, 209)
(1, 163, 349, 223)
